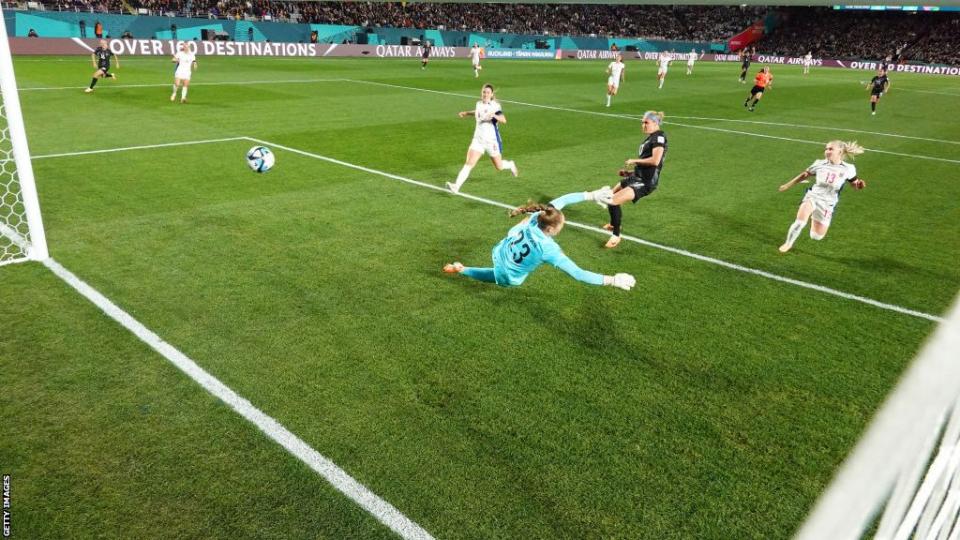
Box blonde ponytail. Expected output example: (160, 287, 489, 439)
(831, 140, 865, 160)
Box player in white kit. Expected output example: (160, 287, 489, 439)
(657, 51, 671, 89)
(469, 44, 483, 78)
(803, 52, 813, 75)
(170, 42, 197, 103)
(777, 140, 867, 253)
(606, 54, 625, 107)
(686, 49, 698, 75)
(447, 84, 519, 194)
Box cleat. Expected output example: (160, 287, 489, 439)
(602, 224, 614, 231)
(443, 262, 464, 273)
(446, 182, 460, 194)
(778, 243, 792, 253)
(84, 88, 93, 93)
(509, 162, 518, 177)
(180, 98, 187, 104)
(170, 94, 176, 101)
(604, 235, 621, 249)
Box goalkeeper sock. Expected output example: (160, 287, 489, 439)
(462, 267, 497, 283)
(452, 164, 473, 190)
(90, 78, 98, 89)
(608, 204, 623, 236)
(784, 219, 806, 248)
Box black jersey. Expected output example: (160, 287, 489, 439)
(870, 74, 889, 93)
(634, 129, 667, 181)
(94, 47, 114, 68)
(421, 44, 432, 58)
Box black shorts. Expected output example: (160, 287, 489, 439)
(871, 90, 884, 98)
(97, 64, 111, 73)
(741, 62, 751, 70)
(751, 85, 765, 95)
(620, 173, 659, 203)
(421, 54, 429, 59)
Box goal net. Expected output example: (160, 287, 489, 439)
(797, 297, 960, 540)
(0, 17, 48, 266)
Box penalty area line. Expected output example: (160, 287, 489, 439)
(342, 79, 960, 165)
(31, 137, 249, 160)
(41, 258, 435, 540)
(244, 136, 944, 324)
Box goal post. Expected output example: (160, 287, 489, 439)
(796, 296, 960, 540)
(0, 16, 48, 266)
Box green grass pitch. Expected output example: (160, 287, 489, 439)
(2, 54, 958, 538)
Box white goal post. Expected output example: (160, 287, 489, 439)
(797, 296, 960, 540)
(0, 17, 48, 266)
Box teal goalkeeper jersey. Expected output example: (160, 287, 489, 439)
(491, 212, 604, 287)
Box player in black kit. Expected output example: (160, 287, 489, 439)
(738, 47, 754, 83)
(85, 39, 119, 93)
(421, 41, 432, 70)
(867, 67, 890, 115)
(601, 111, 667, 248)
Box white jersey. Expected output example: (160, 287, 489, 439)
(469, 47, 482, 65)
(687, 51, 697, 64)
(607, 61, 625, 83)
(658, 56, 670, 71)
(469, 99, 503, 156)
(805, 159, 858, 203)
(803, 53, 813, 66)
(472, 99, 501, 138)
(174, 50, 195, 78)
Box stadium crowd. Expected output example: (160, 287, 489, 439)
(23, 0, 960, 64)
(758, 7, 960, 65)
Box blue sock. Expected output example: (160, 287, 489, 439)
(549, 191, 587, 210)
(462, 267, 497, 283)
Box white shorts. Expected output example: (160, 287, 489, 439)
(687, 60, 695, 67)
(175, 70, 192, 81)
(472, 59, 481, 67)
(803, 192, 837, 226)
(658, 68, 668, 76)
(607, 76, 620, 89)
(469, 133, 501, 157)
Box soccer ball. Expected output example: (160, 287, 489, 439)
(246, 146, 275, 173)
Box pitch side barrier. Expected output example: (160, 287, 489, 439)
(10, 38, 960, 76)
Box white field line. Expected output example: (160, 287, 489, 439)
(18, 78, 347, 91)
(342, 79, 960, 164)
(648, 114, 960, 146)
(244, 136, 945, 324)
(42, 257, 434, 540)
(31, 137, 248, 160)
(895, 87, 960, 97)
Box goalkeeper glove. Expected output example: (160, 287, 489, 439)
(603, 273, 636, 291)
(850, 179, 866, 190)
